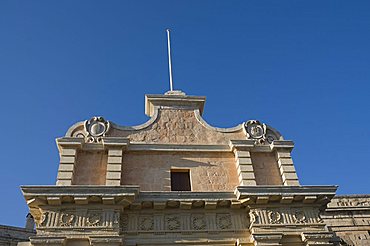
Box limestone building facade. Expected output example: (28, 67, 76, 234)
(19, 91, 370, 245)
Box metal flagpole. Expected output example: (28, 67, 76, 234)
(166, 29, 174, 91)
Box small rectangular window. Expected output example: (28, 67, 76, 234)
(171, 170, 191, 191)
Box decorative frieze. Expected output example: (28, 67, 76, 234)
(123, 211, 248, 233)
(249, 207, 323, 226)
(37, 209, 120, 230)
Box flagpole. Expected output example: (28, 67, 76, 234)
(166, 29, 174, 91)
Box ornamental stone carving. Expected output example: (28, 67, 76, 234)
(36, 210, 120, 229)
(138, 216, 154, 231)
(59, 213, 75, 227)
(191, 214, 206, 230)
(250, 207, 322, 226)
(268, 210, 282, 224)
(293, 210, 306, 223)
(244, 120, 278, 144)
(86, 212, 101, 226)
(84, 116, 110, 143)
(166, 216, 181, 230)
(216, 214, 232, 230)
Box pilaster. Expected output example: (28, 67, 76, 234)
(272, 141, 299, 186)
(103, 137, 129, 186)
(230, 140, 257, 186)
(56, 138, 83, 186)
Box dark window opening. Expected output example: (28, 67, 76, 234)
(171, 170, 191, 191)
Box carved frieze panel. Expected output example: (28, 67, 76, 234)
(123, 210, 248, 233)
(37, 209, 120, 230)
(328, 197, 370, 208)
(249, 207, 323, 226)
(191, 214, 206, 230)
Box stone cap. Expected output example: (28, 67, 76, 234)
(145, 90, 206, 117)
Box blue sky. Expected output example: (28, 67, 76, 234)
(1, 1, 369, 227)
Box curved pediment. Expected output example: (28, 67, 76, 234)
(65, 92, 283, 145)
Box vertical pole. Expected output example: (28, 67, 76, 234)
(166, 29, 174, 91)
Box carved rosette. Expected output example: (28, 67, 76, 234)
(166, 216, 181, 230)
(84, 116, 110, 143)
(244, 120, 279, 144)
(138, 216, 154, 231)
(191, 214, 206, 230)
(268, 210, 282, 224)
(216, 214, 232, 230)
(293, 210, 306, 223)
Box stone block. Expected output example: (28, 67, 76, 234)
(58, 164, 74, 171)
(283, 172, 298, 180)
(106, 179, 121, 186)
(60, 148, 76, 156)
(108, 149, 123, 157)
(56, 180, 72, 186)
(284, 179, 300, 186)
(57, 171, 73, 179)
(107, 156, 122, 164)
(280, 165, 296, 173)
(236, 151, 251, 158)
(106, 164, 122, 171)
(106, 171, 121, 179)
(278, 158, 293, 166)
(241, 180, 257, 186)
(239, 165, 254, 172)
(276, 151, 291, 158)
(60, 156, 75, 164)
(240, 172, 255, 180)
(238, 157, 252, 165)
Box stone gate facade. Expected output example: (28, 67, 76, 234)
(19, 91, 370, 245)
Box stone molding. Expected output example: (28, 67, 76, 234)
(122, 210, 248, 233)
(252, 233, 283, 246)
(37, 209, 120, 232)
(235, 186, 337, 205)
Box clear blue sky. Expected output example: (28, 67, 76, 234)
(1, 1, 369, 227)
